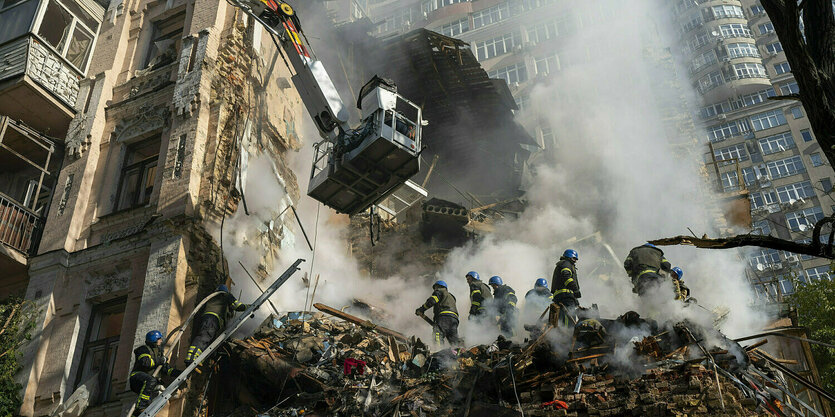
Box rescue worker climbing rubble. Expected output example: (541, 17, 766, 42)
(524, 278, 552, 320)
(185, 284, 248, 365)
(415, 280, 460, 346)
(671, 266, 695, 303)
(465, 271, 492, 321)
(624, 243, 673, 296)
(489, 276, 518, 337)
(552, 249, 581, 309)
(129, 330, 181, 415)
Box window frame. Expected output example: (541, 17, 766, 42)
(767, 155, 805, 179)
(31, 0, 98, 74)
(758, 131, 795, 155)
(114, 137, 161, 212)
(73, 297, 127, 404)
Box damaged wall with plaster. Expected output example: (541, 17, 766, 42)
(15, 0, 307, 414)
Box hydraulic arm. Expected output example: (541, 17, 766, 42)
(229, 0, 425, 214)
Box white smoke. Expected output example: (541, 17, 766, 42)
(217, 0, 769, 347)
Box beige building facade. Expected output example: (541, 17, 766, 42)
(1, 0, 305, 414)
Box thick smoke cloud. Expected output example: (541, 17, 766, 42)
(217, 0, 767, 345)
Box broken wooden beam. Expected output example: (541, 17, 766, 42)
(313, 303, 408, 341)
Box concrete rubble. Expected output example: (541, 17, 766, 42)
(198, 305, 805, 416)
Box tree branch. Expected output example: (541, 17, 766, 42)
(648, 234, 829, 259)
(768, 94, 802, 101)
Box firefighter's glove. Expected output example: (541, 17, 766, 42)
(415, 308, 423, 316)
(574, 291, 581, 299)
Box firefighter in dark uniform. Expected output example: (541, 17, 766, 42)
(671, 266, 695, 302)
(465, 271, 492, 321)
(130, 330, 181, 415)
(415, 280, 460, 345)
(524, 278, 552, 319)
(624, 243, 673, 296)
(489, 276, 518, 337)
(552, 249, 581, 308)
(185, 284, 248, 364)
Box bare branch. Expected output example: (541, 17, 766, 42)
(767, 94, 802, 101)
(649, 234, 829, 259)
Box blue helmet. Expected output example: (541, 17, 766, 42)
(434, 280, 448, 289)
(643, 243, 657, 249)
(535, 278, 548, 288)
(563, 249, 578, 260)
(217, 284, 229, 292)
(146, 330, 163, 344)
(671, 267, 683, 280)
(466, 271, 480, 280)
(489, 276, 503, 286)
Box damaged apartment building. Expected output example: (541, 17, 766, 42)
(0, 0, 305, 413)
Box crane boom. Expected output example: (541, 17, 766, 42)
(229, 0, 425, 215)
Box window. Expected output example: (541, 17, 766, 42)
(689, 31, 711, 50)
(712, 5, 744, 18)
(731, 62, 767, 79)
(714, 143, 748, 164)
(75, 299, 125, 404)
(489, 62, 527, 84)
(515, 94, 530, 112)
(758, 131, 794, 155)
(726, 42, 760, 58)
(758, 21, 775, 35)
(439, 17, 469, 37)
(801, 129, 814, 142)
(751, 190, 778, 209)
(751, 109, 787, 131)
(421, 0, 468, 14)
(752, 220, 771, 235)
(474, 32, 519, 61)
(707, 118, 748, 142)
(821, 178, 833, 193)
(376, 8, 414, 34)
(541, 126, 555, 147)
(0, 0, 40, 46)
(721, 171, 740, 192)
(116, 137, 160, 211)
(691, 50, 717, 72)
(742, 167, 757, 185)
(472, 2, 512, 28)
(790, 107, 804, 119)
(142, 14, 185, 70)
(767, 155, 805, 179)
(774, 62, 791, 75)
(751, 5, 765, 15)
(810, 152, 824, 167)
(776, 181, 815, 203)
(779, 81, 799, 95)
(698, 70, 724, 92)
(535, 53, 559, 74)
(736, 88, 776, 108)
(749, 248, 781, 268)
(765, 42, 783, 55)
(700, 101, 730, 119)
(718, 23, 752, 38)
(805, 266, 832, 282)
(785, 206, 824, 231)
(36, 0, 97, 72)
(680, 14, 703, 32)
(527, 19, 562, 43)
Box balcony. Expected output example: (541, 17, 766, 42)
(0, 116, 60, 258)
(0, 0, 105, 137)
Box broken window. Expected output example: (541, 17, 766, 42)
(141, 12, 185, 70)
(785, 206, 824, 232)
(489, 62, 527, 85)
(75, 298, 125, 404)
(115, 137, 160, 211)
(34, 0, 98, 73)
(720, 171, 739, 192)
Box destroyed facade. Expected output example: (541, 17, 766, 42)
(0, 0, 304, 414)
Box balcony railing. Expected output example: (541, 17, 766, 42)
(0, 192, 43, 256)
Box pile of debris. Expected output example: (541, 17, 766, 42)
(207, 305, 809, 416)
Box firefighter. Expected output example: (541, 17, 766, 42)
(623, 243, 673, 296)
(524, 278, 552, 319)
(671, 266, 694, 302)
(415, 280, 460, 345)
(129, 330, 181, 415)
(465, 271, 492, 321)
(489, 276, 518, 337)
(185, 284, 248, 365)
(552, 249, 581, 309)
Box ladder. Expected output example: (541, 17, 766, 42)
(138, 258, 305, 416)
